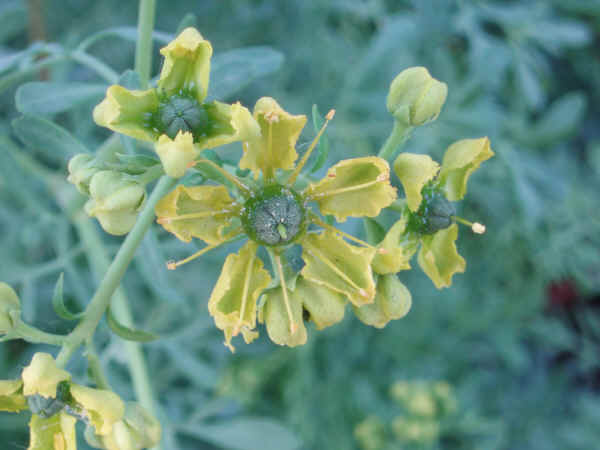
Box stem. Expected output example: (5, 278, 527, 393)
(134, 0, 156, 89)
(55, 175, 177, 368)
(377, 121, 413, 162)
(70, 50, 120, 84)
(11, 320, 66, 346)
(85, 339, 110, 390)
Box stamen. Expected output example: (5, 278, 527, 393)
(287, 109, 335, 186)
(310, 214, 376, 250)
(274, 253, 298, 334)
(157, 208, 238, 224)
(305, 178, 380, 200)
(304, 244, 362, 292)
(233, 249, 257, 336)
(166, 231, 243, 270)
(194, 159, 251, 196)
(453, 216, 486, 234)
(264, 119, 275, 181)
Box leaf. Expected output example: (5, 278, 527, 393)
(77, 26, 172, 51)
(207, 47, 284, 100)
(52, 273, 84, 321)
(15, 82, 107, 115)
(118, 69, 141, 90)
(106, 307, 158, 342)
(12, 114, 89, 162)
(529, 92, 587, 146)
(0, 0, 26, 44)
(179, 417, 301, 450)
(309, 104, 330, 173)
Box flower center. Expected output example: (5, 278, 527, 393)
(156, 94, 208, 140)
(408, 186, 455, 235)
(241, 185, 306, 246)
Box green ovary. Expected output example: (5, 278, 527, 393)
(155, 94, 209, 139)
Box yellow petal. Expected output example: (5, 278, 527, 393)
(158, 27, 213, 102)
(197, 101, 260, 150)
(418, 224, 465, 289)
(22, 353, 70, 399)
(295, 277, 346, 330)
(93, 85, 159, 142)
(70, 384, 125, 436)
(208, 241, 271, 351)
(261, 286, 307, 347)
(155, 131, 199, 178)
(301, 231, 376, 306)
(155, 184, 237, 245)
(28, 412, 77, 450)
(308, 156, 397, 222)
(372, 217, 418, 275)
(353, 274, 412, 328)
(240, 97, 307, 178)
(438, 137, 494, 201)
(393, 153, 440, 212)
(0, 379, 26, 412)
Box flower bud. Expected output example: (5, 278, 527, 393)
(387, 67, 447, 126)
(84, 171, 147, 236)
(0, 282, 20, 334)
(67, 154, 99, 195)
(85, 402, 161, 450)
(353, 274, 411, 328)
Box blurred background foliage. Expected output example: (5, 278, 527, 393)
(1, 0, 600, 449)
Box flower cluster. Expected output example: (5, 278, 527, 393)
(0, 353, 160, 450)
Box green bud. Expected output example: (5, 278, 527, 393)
(387, 67, 447, 126)
(85, 171, 147, 236)
(408, 187, 455, 235)
(67, 154, 99, 195)
(0, 282, 20, 334)
(353, 274, 411, 328)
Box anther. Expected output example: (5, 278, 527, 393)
(453, 216, 486, 234)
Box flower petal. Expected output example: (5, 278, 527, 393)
(438, 137, 494, 201)
(197, 101, 260, 150)
(22, 353, 70, 399)
(208, 241, 271, 351)
(372, 217, 418, 275)
(261, 287, 307, 347)
(29, 412, 77, 450)
(155, 131, 199, 178)
(158, 27, 212, 102)
(301, 231, 376, 306)
(70, 384, 125, 436)
(308, 157, 396, 222)
(155, 184, 238, 245)
(418, 224, 465, 289)
(353, 274, 412, 328)
(393, 153, 440, 212)
(0, 379, 26, 412)
(240, 97, 307, 177)
(295, 277, 346, 330)
(93, 85, 159, 142)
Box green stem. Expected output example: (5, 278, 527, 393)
(377, 121, 413, 162)
(70, 50, 119, 84)
(11, 320, 66, 346)
(55, 175, 177, 368)
(85, 339, 111, 390)
(134, 0, 156, 89)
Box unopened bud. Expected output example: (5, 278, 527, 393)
(67, 154, 99, 195)
(0, 283, 20, 333)
(387, 67, 447, 126)
(85, 171, 146, 236)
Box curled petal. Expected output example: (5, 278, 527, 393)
(29, 412, 77, 450)
(393, 153, 440, 212)
(208, 242, 271, 351)
(438, 137, 494, 201)
(93, 85, 159, 142)
(198, 101, 260, 150)
(418, 224, 465, 289)
(155, 131, 199, 178)
(158, 27, 213, 102)
(0, 379, 26, 412)
(308, 157, 396, 222)
(155, 184, 237, 245)
(301, 232, 376, 306)
(353, 274, 412, 328)
(70, 384, 125, 436)
(240, 97, 307, 177)
(260, 287, 307, 347)
(295, 278, 346, 330)
(22, 353, 70, 399)
(372, 217, 418, 275)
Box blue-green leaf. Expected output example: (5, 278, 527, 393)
(52, 273, 84, 321)
(15, 82, 107, 115)
(106, 307, 158, 342)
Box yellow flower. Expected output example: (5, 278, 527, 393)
(380, 137, 494, 288)
(93, 28, 259, 178)
(156, 97, 397, 350)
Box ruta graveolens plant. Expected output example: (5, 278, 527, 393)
(1, 5, 493, 449)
